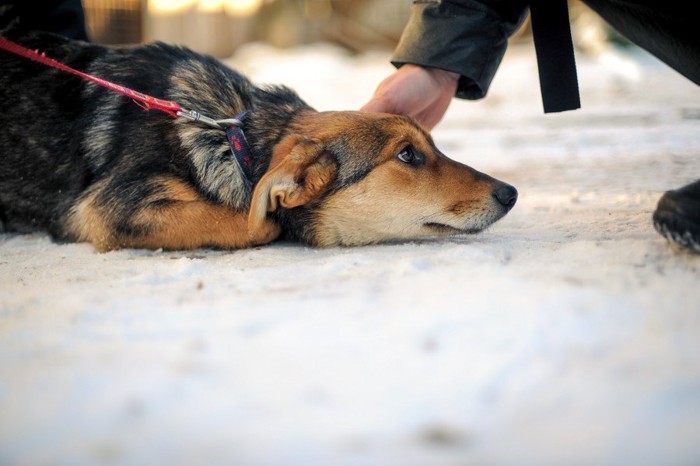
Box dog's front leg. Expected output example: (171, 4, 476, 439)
(114, 200, 281, 251)
(67, 177, 281, 251)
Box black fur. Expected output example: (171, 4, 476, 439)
(0, 28, 314, 242)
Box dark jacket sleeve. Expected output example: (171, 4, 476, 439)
(6, 0, 89, 41)
(391, 0, 529, 100)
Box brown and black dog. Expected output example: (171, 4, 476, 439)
(0, 28, 517, 251)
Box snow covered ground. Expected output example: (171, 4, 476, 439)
(1, 42, 699, 466)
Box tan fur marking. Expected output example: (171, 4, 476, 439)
(121, 178, 280, 250)
(70, 177, 279, 251)
(67, 184, 114, 252)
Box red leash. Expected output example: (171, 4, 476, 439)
(1, 35, 256, 179)
(0, 35, 233, 129)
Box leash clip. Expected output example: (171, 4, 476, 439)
(177, 109, 243, 130)
(176, 109, 225, 129)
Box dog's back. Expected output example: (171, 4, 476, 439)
(0, 28, 257, 239)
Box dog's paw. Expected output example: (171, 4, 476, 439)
(247, 216, 281, 246)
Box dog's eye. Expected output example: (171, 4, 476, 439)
(396, 146, 423, 166)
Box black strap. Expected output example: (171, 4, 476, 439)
(530, 0, 581, 113)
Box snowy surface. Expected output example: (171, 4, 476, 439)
(1, 42, 700, 466)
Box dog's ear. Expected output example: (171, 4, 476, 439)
(248, 135, 336, 237)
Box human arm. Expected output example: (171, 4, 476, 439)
(360, 64, 459, 131)
(361, 0, 529, 129)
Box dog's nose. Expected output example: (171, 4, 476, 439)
(493, 183, 518, 209)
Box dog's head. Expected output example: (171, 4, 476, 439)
(248, 111, 516, 247)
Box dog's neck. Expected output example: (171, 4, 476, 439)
(241, 87, 315, 183)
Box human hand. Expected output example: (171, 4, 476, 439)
(360, 64, 459, 131)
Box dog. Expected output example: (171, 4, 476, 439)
(0, 28, 517, 251)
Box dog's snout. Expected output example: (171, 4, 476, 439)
(493, 183, 518, 209)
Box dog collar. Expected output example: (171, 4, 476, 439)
(225, 112, 254, 181)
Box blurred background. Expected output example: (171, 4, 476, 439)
(83, 0, 622, 58)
